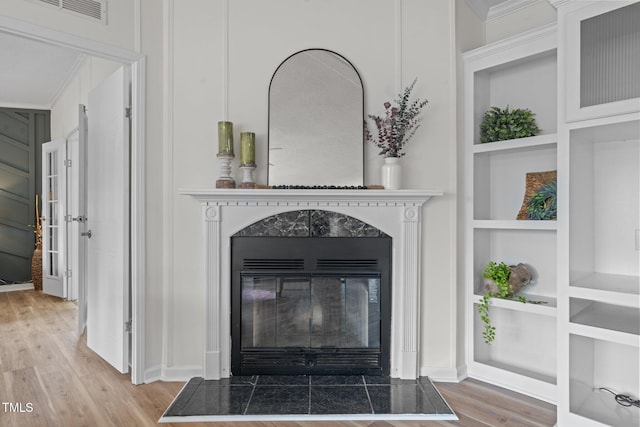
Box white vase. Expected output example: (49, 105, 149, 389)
(381, 156, 402, 189)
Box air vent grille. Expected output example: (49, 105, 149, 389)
(316, 259, 378, 271)
(31, 0, 106, 23)
(242, 259, 304, 271)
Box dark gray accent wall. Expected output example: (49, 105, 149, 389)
(0, 108, 50, 284)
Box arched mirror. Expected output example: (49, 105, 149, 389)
(268, 49, 364, 186)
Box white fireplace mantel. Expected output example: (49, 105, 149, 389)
(181, 188, 442, 379)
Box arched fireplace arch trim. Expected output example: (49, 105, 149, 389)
(232, 209, 390, 238)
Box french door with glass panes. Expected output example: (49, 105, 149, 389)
(41, 139, 67, 298)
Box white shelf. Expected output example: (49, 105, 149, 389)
(568, 322, 639, 348)
(569, 388, 640, 427)
(569, 300, 640, 345)
(570, 273, 639, 308)
(473, 220, 558, 230)
(473, 133, 557, 154)
(568, 334, 639, 427)
(472, 293, 557, 317)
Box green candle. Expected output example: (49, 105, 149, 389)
(240, 132, 255, 165)
(218, 121, 234, 154)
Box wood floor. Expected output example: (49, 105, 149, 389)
(0, 290, 557, 426)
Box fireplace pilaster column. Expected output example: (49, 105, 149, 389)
(203, 204, 222, 379)
(398, 206, 421, 379)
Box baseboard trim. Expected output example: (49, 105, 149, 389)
(144, 365, 163, 383)
(161, 365, 203, 382)
(420, 365, 467, 383)
(0, 283, 35, 293)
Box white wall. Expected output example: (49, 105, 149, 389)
(165, 0, 460, 380)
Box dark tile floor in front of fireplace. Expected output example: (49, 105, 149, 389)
(164, 375, 455, 418)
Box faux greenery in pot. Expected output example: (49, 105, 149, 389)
(480, 105, 540, 144)
(365, 78, 428, 158)
(477, 261, 542, 344)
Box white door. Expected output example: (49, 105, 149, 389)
(86, 66, 131, 373)
(41, 139, 67, 298)
(75, 106, 88, 335)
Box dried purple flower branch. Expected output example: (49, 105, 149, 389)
(365, 78, 428, 157)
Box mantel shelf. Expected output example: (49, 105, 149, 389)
(179, 188, 443, 206)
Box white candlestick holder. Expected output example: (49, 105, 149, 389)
(238, 164, 256, 189)
(216, 152, 236, 188)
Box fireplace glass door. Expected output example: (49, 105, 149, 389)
(237, 274, 382, 375)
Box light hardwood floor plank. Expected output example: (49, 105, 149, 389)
(0, 290, 557, 426)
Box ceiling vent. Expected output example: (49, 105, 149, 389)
(29, 0, 107, 23)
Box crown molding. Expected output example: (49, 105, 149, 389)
(487, 0, 540, 21)
(466, 0, 556, 21)
(547, 0, 573, 8)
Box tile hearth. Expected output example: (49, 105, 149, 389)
(161, 375, 457, 422)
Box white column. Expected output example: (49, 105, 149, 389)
(203, 204, 222, 379)
(399, 205, 421, 378)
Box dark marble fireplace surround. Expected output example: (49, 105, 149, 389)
(231, 210, 392, 376)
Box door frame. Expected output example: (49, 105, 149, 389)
(0, 16, 146, 385)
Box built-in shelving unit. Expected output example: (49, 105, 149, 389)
(463, 24, 558, 403)
(464, 1, 639, 423)
(559, 114, 640, 427)
(555, 1, 640, 426)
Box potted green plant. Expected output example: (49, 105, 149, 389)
(480, 105, 540, 143)
(477, 261, 536, 344)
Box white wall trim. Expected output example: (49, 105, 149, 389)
(222, 0, 229, 120)
(420, 366, 466, 383)
(0, 283, 35, 293)
(161, 365, 203, 382)
(134, 0, 141, 53)
(0, 14, 146, 386)
(144, 364, 163, 383)
(395, 0, 403, 92)
(162, 0, 175, 370)
(487, 0, 540, 21)
(447, 0, 459, 376)
(465, 0, 546, 21)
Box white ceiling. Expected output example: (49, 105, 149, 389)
(0, 31, 84, 110)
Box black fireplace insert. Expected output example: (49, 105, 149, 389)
(231, 233, 391, 376)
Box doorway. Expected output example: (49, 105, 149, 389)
(0, 16, 146, 385)
(0, 108, 50, 285)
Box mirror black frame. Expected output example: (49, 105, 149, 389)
(267, 48, 365, 187)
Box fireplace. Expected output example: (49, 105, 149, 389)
(231, 211, 391, 375)
(181, 188, 441, 379)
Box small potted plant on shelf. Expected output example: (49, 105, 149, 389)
(477, 261, 537, 344)
(480, 105, 540, 144)
(365, 78, 428, 190)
